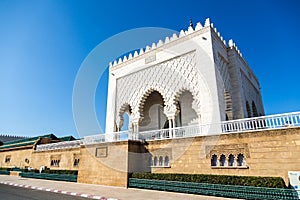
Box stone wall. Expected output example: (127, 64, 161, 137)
(31, 147, 81, 170)
(146, 127, 300, 185)
(0, 148, 32, 168)
(1, 127, 299, 187)
(77, 141, 129, 187)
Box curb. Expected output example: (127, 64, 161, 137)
(0, 181, 118, 200)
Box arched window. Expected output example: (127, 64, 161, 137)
(153, 156, 158, 166)
(211, 154, 218, 166)
(149, 156, 153, 166)
(228, 154, 235, 166)
(252, 101, 258, 117)
(159, 156, 163, 166)
(164, 156, 169, 166)
(220, 154, 226, 166)
(224, 90, 233, 120)
(73, 159, 79, 167)
(246, 101, 251, 118)
(237, 154, 245, 166)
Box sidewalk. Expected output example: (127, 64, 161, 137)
(0, 175, 236, 200)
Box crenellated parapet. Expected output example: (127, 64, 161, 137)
(228, 39, 243, 57)
(109, 18, 234, 68)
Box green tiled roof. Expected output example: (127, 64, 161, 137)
(0, 134, 58, 150)
(3, 134, 57, 145)
(0, 140, 36, 150)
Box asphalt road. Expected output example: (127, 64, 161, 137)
(0, 183, 89, 200)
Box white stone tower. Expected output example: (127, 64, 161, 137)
(105, 18, 264, 135)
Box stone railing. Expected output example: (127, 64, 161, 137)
(35, 140, 81, 151)
(83, 111, 300, 145)
(83, 130, 130, 145)
(221, 111, 300, 133)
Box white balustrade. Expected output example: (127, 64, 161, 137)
(83, 130, 130, 144)
(42, 112, 300, 146)
(221, 111, 300, 133)
(35, 140, 81, 151)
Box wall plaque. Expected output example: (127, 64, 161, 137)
(95, 147, 108, 157)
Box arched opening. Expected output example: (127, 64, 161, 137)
(73, 159, 79, 167)
(228, 154, 235, 166)
(120, 112, 130, 131)
(153, 156, 158, 166)
(219, 154, 226, 166)
(149, 156, 153, 166)
(237, 154, 245, 166)
(139, 91, 167, 131)
(252, 101, 258, 117)
(211, 154, 218, 166)
(159, 156, 163, 166)
(164, 156, 169, 166)
(175, 90, 197, 126)
(224, 90, 233, 120)
(246, 101, 251, 118)
(119, 104, 132, 132)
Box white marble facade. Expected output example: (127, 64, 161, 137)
(105, 18, 264, 134)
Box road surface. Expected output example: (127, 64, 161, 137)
(0, 183, 89, 200)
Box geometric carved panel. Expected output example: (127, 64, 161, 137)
(205, 143, 250, 158)
(116, 51, 200, 121)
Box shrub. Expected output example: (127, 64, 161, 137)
(43, 169, 78, 175)
(131, 173, 286, 188)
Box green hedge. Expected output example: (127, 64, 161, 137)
(0, 168, 78, 175)
(20, 172, 77, 182)
(128, 178, 298, 200)
(131, 173, 286, 188)
(43, 169, 78, 175)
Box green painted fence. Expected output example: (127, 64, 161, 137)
(19, 172, 77, 182)
(128, 178, 299, 200)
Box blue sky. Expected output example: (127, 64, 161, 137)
(0, 0, 299, 138)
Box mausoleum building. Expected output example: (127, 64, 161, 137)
(105, 18, 264, 136)
(0, 18, 300, 188)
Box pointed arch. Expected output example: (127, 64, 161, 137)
(153, 156, 158, 166)
(219, 154, 226, 166)
(211, 154, 218, 166)
(138, 88, 167, 117)
(173, 88, 198, 126)
(237, 153, 245, 166)
(228, 154, 235, 166)
(173, 88, 198, 111)
(138, 89, 167, 131)
(159, 156, 163, 166)
(164, 156, 170, 166)
(118, 103, 132, 131)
